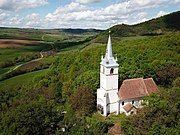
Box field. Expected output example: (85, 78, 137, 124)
(0, 41, 51, 74)
(0, 28, 99, 78)
(0, 69, 49, 89)
(0, 27, 101, 42)
(0, 39, 43, 48)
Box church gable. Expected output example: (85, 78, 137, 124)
(123, 103, 137, 115)
(144, 78, 159, 94)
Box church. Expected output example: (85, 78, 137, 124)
(97, 32, 158, 116)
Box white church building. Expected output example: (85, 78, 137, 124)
(97, 32, 158, 116)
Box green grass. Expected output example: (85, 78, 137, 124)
(42, 34, 67, 42)
(120, 35, 148, 41)
(0, 67, 11, 75)
(0, 48, 23, 63)
(0, 69, 49, 89)
(0, 27, 99, 75)
(0, 38, 87, 77)
(60, 43, 87, 51)
(0, 42, 52, 67)
(20, 43, 52, 52)
(40, 56, 57, 64)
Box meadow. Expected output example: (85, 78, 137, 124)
(0, 69, 49, 89)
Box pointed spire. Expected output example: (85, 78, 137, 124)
(105, 30, 113, 59)
(100, 30, 118, 67)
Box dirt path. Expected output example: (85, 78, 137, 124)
(7, 58, 42, 74)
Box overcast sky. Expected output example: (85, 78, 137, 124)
(0, 0, 179, 29)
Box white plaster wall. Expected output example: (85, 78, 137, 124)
(97, 88, 106, 105)
(100, 73, 118, 90)
(100, 66, 104, 73)
(100, 73, 106, 89)
(105, 75, 118, 90)
(97, 89, 119, 105)
(98, 64, 119, 116)
(108, 102, 119, 113)
(107, 90, 119, 103)
(97, 88, 119, 115)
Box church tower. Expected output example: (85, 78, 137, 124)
(97, 31, 119, 116)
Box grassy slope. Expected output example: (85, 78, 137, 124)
(0, 69, 49, 89)
(0, 44, 47, 60)
(0, 67, 12, 75)
(0, 28, 99, 74)
(0, 43, 52, 68)
(0, 29, 99, 75)
(1, 11, 179, 67)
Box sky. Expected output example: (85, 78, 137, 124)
(0, 0, 179, 29)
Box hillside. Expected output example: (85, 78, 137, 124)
(61, 28, 103, 35)
(1, 32, 180, 134)
(0, 27, 102, 42)
(0, 27, 101, 78)
(94, 11, 180, 43)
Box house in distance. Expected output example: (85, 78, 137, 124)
(97, 31, 159, 116)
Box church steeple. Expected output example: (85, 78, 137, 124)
(97, 30, 119, 116)
(105, 31, 113, 59)
(101, 30, 118, 67)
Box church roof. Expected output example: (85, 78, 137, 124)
(118, 78, 158, 100)
(123, 103, 136, 113)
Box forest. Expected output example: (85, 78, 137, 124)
(0, 12, 180, 135)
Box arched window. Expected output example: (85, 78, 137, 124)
(122, 101, 124, 105)
(110, 68, 114, 74)
(132, 100, 134, 104)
